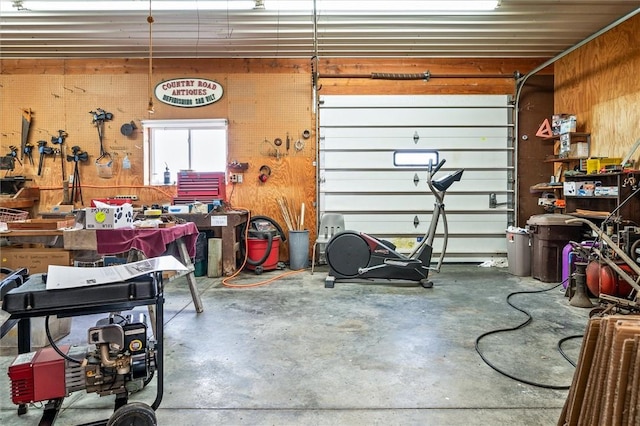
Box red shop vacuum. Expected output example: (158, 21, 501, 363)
(242, 216, 287, 274)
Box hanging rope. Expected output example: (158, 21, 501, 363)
(147, 0, 155, 114)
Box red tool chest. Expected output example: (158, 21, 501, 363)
(173, 171, 226, 204)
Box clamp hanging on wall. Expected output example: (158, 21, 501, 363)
(259, 165, 271, 183)
(90, 108, 114, 164)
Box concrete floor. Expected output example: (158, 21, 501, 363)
(0, 264, 591, 426)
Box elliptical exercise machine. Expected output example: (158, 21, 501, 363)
(324, 157, 463, 289)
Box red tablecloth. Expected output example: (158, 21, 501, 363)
(95, 222, 199, 258)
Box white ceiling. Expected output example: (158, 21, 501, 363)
(0, 0, 639, 59)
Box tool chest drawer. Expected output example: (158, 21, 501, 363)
(176, 171, 226, 199)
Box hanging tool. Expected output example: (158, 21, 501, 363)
(90, 108, 114, 163)
(7, 145, 22, 167)
(286, 132, 290, 151)
(120, 121, 137, 136)
(20, 108, 33, 161)
(51, 129, 68, 180)
(67, 145, 89, 205)
(23, 143, 34, 166)
(2, 146, 21, 175)
(37, 140, 54, 176)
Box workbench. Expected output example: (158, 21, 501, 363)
(1, 222, 204, 313)
(172, 210, 249, 276)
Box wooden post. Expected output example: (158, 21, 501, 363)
(208, 238, 222, 278)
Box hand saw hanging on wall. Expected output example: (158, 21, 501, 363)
(20, 108, 33, 161)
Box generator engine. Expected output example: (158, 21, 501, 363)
(8, 313, 155, 405)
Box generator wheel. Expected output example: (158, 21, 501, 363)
(107, 402, 156, 426)
(420, 279, 433, 289)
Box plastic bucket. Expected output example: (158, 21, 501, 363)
(288, 230, 309, 270)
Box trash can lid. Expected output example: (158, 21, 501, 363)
(526, 214, 582, 226)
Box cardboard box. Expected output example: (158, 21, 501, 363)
(569, 142, 589, 159)
(563, 181, 579, 196)
(594, 186, 619, 196)
(563, 181, 599, 196)
(51, 205, 74, 214)
(85, 205, 134, 229)
(560, 116, 577, 134)
(168, 205, 190, 214)
(63, 229, 97, 250)
(552, 113, 572, 135)
(1, 248, 74, 274)
(577, 182, 596, 196)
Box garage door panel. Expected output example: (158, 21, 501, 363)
(324, 193, 508, 212)
(383, 236, 507, 258)
(323, 151, 508, 170)
(321, 108, 509, 127)
(323, 170, 507, 185)
(342, 213, 507, 235)
(321, 94, 511, 108)
(323, 136, 508, 151)
(322, 175, 507, 194)
(430, 237, 506, 256)
(322, 126, 509, 140)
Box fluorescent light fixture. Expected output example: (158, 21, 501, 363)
(3, 0, 499, 12)
(267, 1, 500, 12)
(2, 1, 257, 12)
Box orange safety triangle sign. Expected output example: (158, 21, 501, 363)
(536, 118, 553, 138)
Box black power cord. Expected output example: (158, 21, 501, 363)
(474, 280, 583, 390)
(557, 334, 584, 367)
(45, 315, 83, 364)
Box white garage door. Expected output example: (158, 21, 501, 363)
(318, 95, 513, 263)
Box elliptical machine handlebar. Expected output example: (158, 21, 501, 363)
(427, 159, 446, 201)
(428, 158, 446, 177)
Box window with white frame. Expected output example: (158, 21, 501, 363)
(142, 119, 228, 185)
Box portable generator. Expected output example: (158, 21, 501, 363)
(8, 313, 155, 407)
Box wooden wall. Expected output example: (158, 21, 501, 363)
(1, 57, 551, 259)
(555, 14, 640, 162)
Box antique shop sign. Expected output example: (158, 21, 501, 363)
(155, 78, 224, 108)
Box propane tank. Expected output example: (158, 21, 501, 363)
(164, 163, 171, 185)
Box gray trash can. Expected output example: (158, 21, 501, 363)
(288, 230, 309, 270)
(506, 229, 531, 276)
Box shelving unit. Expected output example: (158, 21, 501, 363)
(542, 132, 591, 178)
(563, 172, 640, 224)
(529, 132, 591, 213)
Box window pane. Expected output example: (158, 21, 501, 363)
(152, 129, 189, 184)
(144, 119, 228, 185)
(191, 128, 227, 172)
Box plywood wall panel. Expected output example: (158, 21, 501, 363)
(555, 14, 640, 161)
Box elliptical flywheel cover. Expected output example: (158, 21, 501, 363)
(325, 231, 371, 277)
